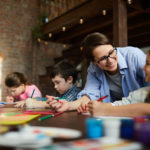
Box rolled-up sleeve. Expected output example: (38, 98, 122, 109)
(77, 65, 101, 100)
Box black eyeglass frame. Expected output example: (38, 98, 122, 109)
(96, 48, 117, 64)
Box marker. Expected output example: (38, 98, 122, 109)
(30, 89, 35, 98)
(38, 111, 64, 121)
(54, 97, 67, 100)
(35, 97, 47, 101)
(0, 102, 16, 105)
(97, 95, 108, 102)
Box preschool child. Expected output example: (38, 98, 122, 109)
(5, 72, 42, 107)
(46, 60, 81, 108)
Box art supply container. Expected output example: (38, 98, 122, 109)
(121, 119, 134, 139)
(103, 119, 121, 138)
(86, 118, 102, 139)
(134, 117, 146, 140)
(138, 122, 150, 145)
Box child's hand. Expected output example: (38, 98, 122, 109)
(6, 96, 14, 103)
(48, 99, 69, 112)
(15, 101, 26, 108)
(46, 95, 56, 103)
(77, 96, 90, 113)
(88, 101, 111, 116)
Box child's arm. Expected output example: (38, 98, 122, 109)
(88, 101, 150, 117)
(46, 95, 90, 112)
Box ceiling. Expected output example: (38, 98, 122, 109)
(42, 0, 150, 48)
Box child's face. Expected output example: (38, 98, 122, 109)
(8, 84, 25, 97)
(52, 74, 73, 94)
(143, 54, 150, 82)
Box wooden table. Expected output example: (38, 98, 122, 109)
(1, 105, 149, 150)
(0, 105, 90, 149)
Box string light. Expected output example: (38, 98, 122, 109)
(62, 26, 66, 32)
(48, 33, 52, 38)
(37, 38, 41, 43)
(79, 18, 84, 24)
(102, 9, 107, 15)
(80, 46, 83, 51)
(127, 0, 132, 4)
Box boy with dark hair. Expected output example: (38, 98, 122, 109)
(47, 60, 81, 102)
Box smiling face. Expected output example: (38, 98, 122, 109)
(93, 45, 119, 74)
(143, 53, 150, 82)
(51, 74, 73, 94)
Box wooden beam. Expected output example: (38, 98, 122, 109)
(55, 14, 113, 43)
(113, 0, 128, 46)
(42, 0, 112, 35)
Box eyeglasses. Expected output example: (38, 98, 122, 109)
(96, 48, 117, 64)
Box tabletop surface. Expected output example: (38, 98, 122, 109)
(0, 105, 90, 149)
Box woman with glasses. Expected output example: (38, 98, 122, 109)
(47, 32, 150, 112)
(88, 50, 150, 117)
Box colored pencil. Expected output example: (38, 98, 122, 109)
(53, 111, 64, 117)
(38, 111, 64, 121)
(30, 89, 35, 98)
(38, 114, 53, 121)
(97, 95, 108, 102)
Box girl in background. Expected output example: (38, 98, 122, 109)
(5, 72, 42, 107)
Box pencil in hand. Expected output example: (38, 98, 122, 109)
(30, 89, 35, 98)
(97, 95, 108, 102)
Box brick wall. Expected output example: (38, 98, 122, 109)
(0, 0, 40, 99)
(0, 0, 84, 100)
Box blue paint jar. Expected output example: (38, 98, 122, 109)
(86, 118, 102, 139)
(121, 119, 134, 139)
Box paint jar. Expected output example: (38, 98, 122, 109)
(121, 119, 134, 139)
(103, 119, 121, 138)
(138, 122, 150, 145)
(86, 118, 102, 139)
(134, 117, 146, 140)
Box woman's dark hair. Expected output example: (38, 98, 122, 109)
(49, 60, 77, 84)
(5, 72, 27, 87)
(82, 32, 110, 62)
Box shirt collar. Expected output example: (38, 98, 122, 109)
(117, 48, 128, 70)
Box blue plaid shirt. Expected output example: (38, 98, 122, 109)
(57, 85, 81, 101)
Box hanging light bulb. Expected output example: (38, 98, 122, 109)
(79, 18, 84, 24)
(48, 33, 52, 38)
(37, 38, 41, 43)
(102, 9, 107, 15)
(63, 44, 66, 48)
(127, 0, 132, 4)
(80, 46, 83, 51)
(62, 26, 66, 32)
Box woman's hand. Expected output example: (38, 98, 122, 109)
(15, 101, 26, 108)
(6, 96, 14, 103)
(77, 96, 90, 113)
